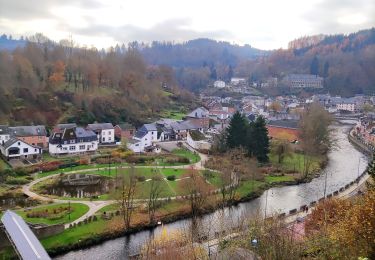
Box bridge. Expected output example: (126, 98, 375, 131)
(1, 210, 51, 260)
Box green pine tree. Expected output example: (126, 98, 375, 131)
(252, 116, 270, 162)
(226, 111, 248, 149)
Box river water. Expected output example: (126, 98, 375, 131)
(55, 122, 368, 260)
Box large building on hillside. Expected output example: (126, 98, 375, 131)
(49, 126, 98, 155)
(283, 74, 323, 88)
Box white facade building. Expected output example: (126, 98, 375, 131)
(49, 127, 98, 155)
(213, 80, 226, 88)
(87, 123, 115, 144)
(0, 125, 10, 145)
(127, 124, 159, 153)
(0, 138, 42, 159)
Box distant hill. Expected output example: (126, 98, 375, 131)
(236, 28, 375, 96)
(141, 38, 267, 67)
(0, 39, 195, 126)
(0, 36, 26, 50)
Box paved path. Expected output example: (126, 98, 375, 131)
(22, 145, 209, 228)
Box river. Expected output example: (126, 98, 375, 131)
(55, 122, 368, 260)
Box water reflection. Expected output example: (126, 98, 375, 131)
(55, 122, 368, 260)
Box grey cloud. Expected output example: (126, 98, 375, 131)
(303, 0, 375, 34)
(67, 18, 233, 43)
(0, 0, 104, 20)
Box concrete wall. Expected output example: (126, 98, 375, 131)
(0, 223, 64, 250)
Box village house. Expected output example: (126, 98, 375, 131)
(0, 125, 10, 145)
(8, 125, 48, 149)
(0, 138, 42, 160)
(127, 123, 159, 153)
(49, 126, 98, 155)
(283, 74, 323, 88)
(186, 107, 210, 130)
(213, 80, 226, 88)
(114, 123, 135, 141)
(87, 123, 115, 144)
(336, 98, 357, 112)
(267, 120, 299, 141)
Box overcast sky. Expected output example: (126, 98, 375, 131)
(0, 0, 374, 50)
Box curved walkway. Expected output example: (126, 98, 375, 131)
(22, 147, 209, 228)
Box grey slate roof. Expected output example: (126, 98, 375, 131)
(0, 125, 10, 135)
(9, 125, 47, 137)
(171, 120, 199, 131)
(267, 120, 299, 129)
(75, 127, 96, 138)
(187, 107, 209, 118)
(2, 138, 41, 149)
(1, 210, 51, 260)
(143, 123, 157, 131)
(87, 123, 114, 130)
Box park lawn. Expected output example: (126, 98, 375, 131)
(134, 179, 176, 199)
(41, 218, 108, 250)
(269, 152, 322, 173)
(235, 180, 266, 198)
(172, 148, 200, 163)
(16, 203, 89, 225)
(265, 175, 295, 184)
(98, 203, 118, 213)
(202, 171, 223, 188)
(159, 168, 186, 177)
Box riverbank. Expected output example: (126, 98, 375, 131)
(40, 167, 329, 257)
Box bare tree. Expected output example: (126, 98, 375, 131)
(148, 170, 163, 224)
(117, 166, 137, 230)
(179, 167, 210, 218)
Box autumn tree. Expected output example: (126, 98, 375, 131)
(271, 140, 292, 164)
(299, 103, 333, 177)
(48, 60, 66, 87)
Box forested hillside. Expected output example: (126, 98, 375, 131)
(236, 28, 375, 96)
(0, 38, 194, 126)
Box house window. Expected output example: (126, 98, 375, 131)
(69, 146, 76, 151)
(70, 140, 75, 144)
(63, 147, 67, 150)
(23, 148, 28, 153)
(18, 142, 21, 146)
(79, 145, 85, 150)
(108, 137, 112, 141)
(102, 137, 106, 142)
(34, 148, 37, 152)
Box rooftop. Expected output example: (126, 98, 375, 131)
(9, 125, 47, 137)
(87, 123, 114, 130)
(267, 119, 299, 129)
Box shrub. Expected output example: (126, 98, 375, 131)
(167, 175, 176, 181)
(137, 176, 146, 182)
(5, 177, 29, 185)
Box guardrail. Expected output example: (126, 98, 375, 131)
(276, 160, 368, 220)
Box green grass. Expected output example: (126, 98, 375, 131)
(41, 218, 108, 250)
(172, 148, 200, 163)
(236, 180, 266, 197)
(265, 175, 295, 183)
(16, 203, 89, 225)
(160, 109, 186, 120)
(269, 152, 322, 173)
